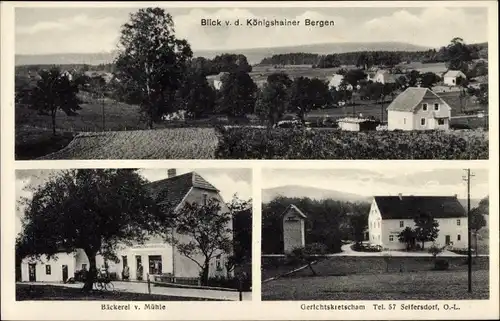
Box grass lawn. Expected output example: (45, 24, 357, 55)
(16, 284, 221, 301)
(262, 256, 489, 281)
(262, 270, 489, 300)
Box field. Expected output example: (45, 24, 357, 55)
(16, 284, 220, 301)
(261, 256, 489, 300)
(262, 270, 489, 300)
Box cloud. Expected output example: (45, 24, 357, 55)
(363, 7, 488, 47)
(262, 168, 489, 200)
(16, 14, 119, 35)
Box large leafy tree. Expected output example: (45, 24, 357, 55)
(414, 213, 440, 249)
(175, 71, 216, 119)
(398, 227, 417, 251)
(28, 67, 81, 135)
(350, 213, 367, 245)
(470, 196, 488, 256)
(115, 7, 193, 129)
(218, 71, 257, 118)
(225, 196, 252, 276)
(445, 37, 473, 71)
(163, 197, 234, 285)
(17, 169, 164, 291)
(255, 73, 292, 126)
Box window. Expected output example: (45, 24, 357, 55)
(457, 219, 461, 226)
(82, 264, 87, 271)
(422, 103, 428, 111)
(420, 118, 426, 126)
(389, 235, 394, 242)
(438, 119, 445, 125)
(215, 255, 222, 271)
(202, 193, 208, 205)
(399, 221, 404, 228)
(434, 103, 440, 111)
(122, 255, 128, 268)
(403, 118, 406, 125)
(457, 234, 461, 241)
(45, 265, 51, 275)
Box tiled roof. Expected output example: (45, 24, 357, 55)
(146, 172, 218, 208)
(374, 196, 467, 220)
(387, 87, 446, 112)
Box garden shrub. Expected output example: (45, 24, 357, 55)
(215, 127, 488, 159)
(434, 259, 450, 270)
(206, 275, 251, 291)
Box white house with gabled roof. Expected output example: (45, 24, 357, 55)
(21, 170, 233, 283)
(443, 70, 467, 86)
(386, 87, 451, 131)
(368, 195, 468, 250)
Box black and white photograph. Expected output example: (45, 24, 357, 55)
(15, 168, 252, 301)
(261, 167, 490, 301)
(14, 6, 489, 160)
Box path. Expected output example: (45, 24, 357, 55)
(338, 243, 487, 257)
(22, 281, 252, 301)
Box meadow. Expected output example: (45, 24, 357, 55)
(261, 255, 489, 300)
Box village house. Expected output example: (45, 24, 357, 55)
(282, 204, 307, 253)
(442, 70, 467, 86)
(369, 70, 396, 84)
(368, 195, 468, 250)
(328, 74, 353, 90)
(337, 117, 378, 132)
(386, 87, 451, 131)
(206, 72, 229, 90)
(21, 170, 233, 284)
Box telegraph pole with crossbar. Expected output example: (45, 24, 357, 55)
(463, 169, 475, 293)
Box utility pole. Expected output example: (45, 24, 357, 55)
(463, 169, 475, 293)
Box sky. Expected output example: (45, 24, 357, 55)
(14, 168, 252, 235)
(262, 168, 490, 200)
(15, 6, 489, 54)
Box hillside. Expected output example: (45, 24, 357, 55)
(262, 185, 370, 204)
(15, 41, 430, 66)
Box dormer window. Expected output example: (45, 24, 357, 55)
(422, 103, 428, 111)
(434, 103, 440, 111)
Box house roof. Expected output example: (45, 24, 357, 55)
(387, 87, 448, 112)
(282, 204, 307, 219)
(444, 70, 466, 78)
(146, 172, 218, 207)
(38, 128, 218, 160)
(374, 196, 467, 220)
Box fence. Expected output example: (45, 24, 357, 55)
(145, 273, 245, 301)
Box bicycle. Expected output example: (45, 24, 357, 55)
(93, 276, 115, 292)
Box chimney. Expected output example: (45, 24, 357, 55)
(398, 193, 403, 200)
(167, 169, 176, 178)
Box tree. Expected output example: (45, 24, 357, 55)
(255, 73, 292, 126)
(164, 197, 234, 285)
(218, 71, 257, 118)
(470, 196, 488, 256)
(225, 196, 252, 276)
(407, 70, 420, 87)
(445, 37, 473, 71)
(175, 71, 216, 119)
(350, 214, 367, 245)
(17, 169, 163, 292)
(28, 67, 81, 135)
(420, 72, 440, 89)
(114, 7, 193, 129)
(428, 243, 445, 261)
(414, 213, 440, 249)
(286, 243, 327, 276)
(288, 77, 331, 122)
(344, 69, 367, 88)
(398, 227, 417, 251)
